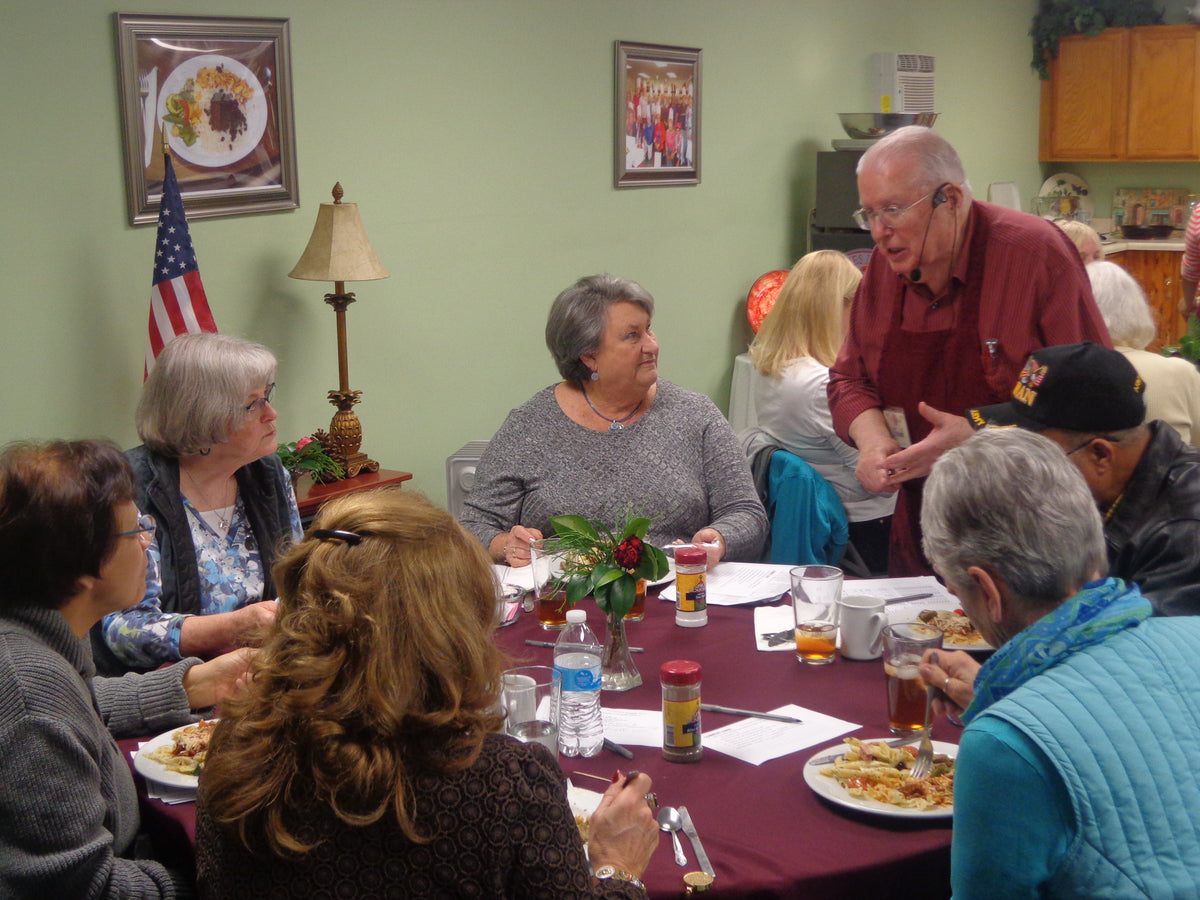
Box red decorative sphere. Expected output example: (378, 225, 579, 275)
(746, 270, 789, 333)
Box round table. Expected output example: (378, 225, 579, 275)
(123, 587, 957, 899)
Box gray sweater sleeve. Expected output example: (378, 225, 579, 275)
(94, 659, 199, 739)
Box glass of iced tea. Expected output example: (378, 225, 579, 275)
(530, 539, 569, 630)
(882, 623, 942, 733)
(790, 565, 841, 665)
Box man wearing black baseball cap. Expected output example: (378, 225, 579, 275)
(970, 342, 1200, 615)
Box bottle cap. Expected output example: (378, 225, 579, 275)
(565, 608, 586, 624)
(675, 547, 707, 567)
(660, 659, 702, 685)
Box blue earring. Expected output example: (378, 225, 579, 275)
(590, 371, 599, 381)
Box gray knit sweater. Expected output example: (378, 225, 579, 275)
(0, 605, 198, 899)
(461, 380, 768, 560)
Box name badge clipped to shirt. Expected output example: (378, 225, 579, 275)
(883, 407, 912, 448)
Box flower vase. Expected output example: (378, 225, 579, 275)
(601, 607, 642, 691)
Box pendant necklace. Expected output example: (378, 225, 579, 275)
(582, 386, 643, 432)
(183, 468, 237, 531)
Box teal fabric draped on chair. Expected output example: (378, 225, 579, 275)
(766, 449, 848, 566)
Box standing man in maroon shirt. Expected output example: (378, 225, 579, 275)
(827, 126, 1110, 576)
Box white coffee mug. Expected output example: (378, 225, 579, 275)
(838, 594, 888, 660)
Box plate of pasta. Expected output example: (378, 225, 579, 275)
(133, 719, 217, 789)
(803, 736, 957, 819)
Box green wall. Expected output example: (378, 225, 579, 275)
(3, 0, 1192, 505)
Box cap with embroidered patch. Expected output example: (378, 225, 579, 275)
(968, 342, 1145, 433)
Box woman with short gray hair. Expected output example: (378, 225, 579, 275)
(916, 427, 1200, 897)
(93, 332, 302, 675)
(461, 274, 767, 566)
(1088, 260, 1200, 444)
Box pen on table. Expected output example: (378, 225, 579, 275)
(699, 704, 803, 724)
(525, 639, 644, 653)
(883, 592, 934, 605)
(604, 738, 634, 759)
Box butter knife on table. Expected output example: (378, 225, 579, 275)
(678, 806, 714, 878)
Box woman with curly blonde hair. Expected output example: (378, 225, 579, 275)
(749, 250, 895, 573)
(196, 488, 657, 899)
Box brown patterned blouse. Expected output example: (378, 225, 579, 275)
(195, 733, 645, 899)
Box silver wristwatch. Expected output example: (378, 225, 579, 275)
(594, 865, 646, 891)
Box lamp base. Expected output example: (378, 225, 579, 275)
(323, 390, 379, 479)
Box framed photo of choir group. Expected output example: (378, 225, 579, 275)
(614, 41, 701, 188)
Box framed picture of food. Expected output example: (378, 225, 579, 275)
(614, 41, 701, 188)
(115, 14, 298, 224)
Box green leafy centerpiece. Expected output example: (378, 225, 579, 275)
(545, 513, 669, 691)
(277, 435, 346, 485)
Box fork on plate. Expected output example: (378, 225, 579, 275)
(909, 682, 937, 780)
(806, 734, 921, 768)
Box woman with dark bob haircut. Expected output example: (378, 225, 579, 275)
(197, 488, 658, 898)
(0, 439, 251, 897)
(461, 274, 767, 568)
(93, 332, 302, 675)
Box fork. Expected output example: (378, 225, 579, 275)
(806, 734, 921, 767)
(139, 69, 157, 167)
(909, 684, 936, 780)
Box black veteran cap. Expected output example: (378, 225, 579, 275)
(968, 342, 1146, 433)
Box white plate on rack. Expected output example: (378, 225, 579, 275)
(1038, 172, 1094, 221)
(157, 54, 267, 167)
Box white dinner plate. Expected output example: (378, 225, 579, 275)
(157, 54, 267, 167)
(803, 738, 957, 820)
(133, 722, 210, 789)
(887, 597, 992, 652)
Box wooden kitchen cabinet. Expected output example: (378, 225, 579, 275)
(1040, 24, 1200, 161)
(1107, 249, 1186, 350)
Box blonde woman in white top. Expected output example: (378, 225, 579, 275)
(749, 250, 895, 573)
(1088, 260, 1200, 445)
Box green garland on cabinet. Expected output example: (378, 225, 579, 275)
(1031, 0, 1163, 79)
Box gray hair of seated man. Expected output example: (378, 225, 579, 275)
(1088, 261, 1156, 351)
(545, 274, 655, 384)
(137, 332, 277, 458)
(921, 428, 1107, 613)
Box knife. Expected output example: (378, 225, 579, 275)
(677, 806, 714, 878)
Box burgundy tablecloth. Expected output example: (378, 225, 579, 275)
(500, 595, 954, 900)
(124, 594, 956, 900)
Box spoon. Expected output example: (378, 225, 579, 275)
(656, 806, 688, 867)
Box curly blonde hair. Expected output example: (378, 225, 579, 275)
(200, 488, 506, 857)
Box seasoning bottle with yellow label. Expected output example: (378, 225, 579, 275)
(661, 659, 702, 762)
(674, 547, 708, 627)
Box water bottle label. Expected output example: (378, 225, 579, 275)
(557, 665, 602, 691)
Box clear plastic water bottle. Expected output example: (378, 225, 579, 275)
(554, 608, 604, 757)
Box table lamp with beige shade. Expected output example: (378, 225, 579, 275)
(288, 182, 389, 477)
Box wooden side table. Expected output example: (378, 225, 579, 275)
(294, 468, 413, 522)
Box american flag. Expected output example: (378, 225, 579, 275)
(145, 153, 217, 377)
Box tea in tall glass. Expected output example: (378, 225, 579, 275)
(882, 623, 941, 733)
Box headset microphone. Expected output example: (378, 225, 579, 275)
(908, 186, 949, 283)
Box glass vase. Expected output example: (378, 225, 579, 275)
(602, 606, 642, 691)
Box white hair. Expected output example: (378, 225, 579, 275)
(1087, 261, 1156, 350)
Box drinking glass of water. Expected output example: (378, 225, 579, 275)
(501, 665, 562, 754)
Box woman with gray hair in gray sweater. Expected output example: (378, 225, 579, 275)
(461, 274, 767, 568)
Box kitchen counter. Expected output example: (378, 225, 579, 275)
(1100, 238, 1185, 253)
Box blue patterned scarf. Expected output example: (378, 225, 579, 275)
(962, 577, 1151, 724)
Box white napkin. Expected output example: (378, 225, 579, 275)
(704, 704, 859, 766)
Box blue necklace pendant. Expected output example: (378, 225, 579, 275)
(609, 421, 624, 432)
